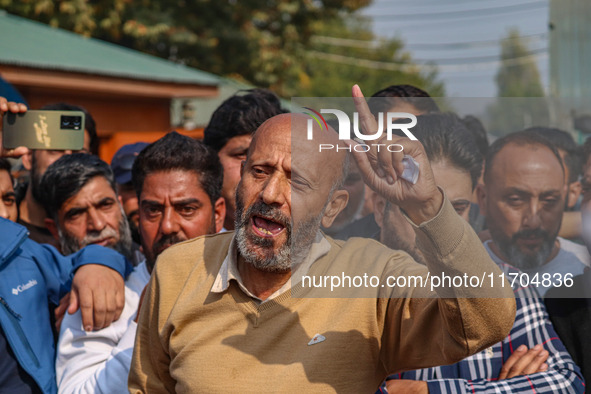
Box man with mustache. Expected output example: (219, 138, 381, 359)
(477, 130, 590, 297)
(40, 153, 135, 333)
(55, 132, 225, 393)
(40, 153, 134, 260)
(129, 86, 516, 393)
(17, 103, 98, 248)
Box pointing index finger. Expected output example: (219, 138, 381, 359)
(351, 84, 383, 176)
(351, 85, 379, 138)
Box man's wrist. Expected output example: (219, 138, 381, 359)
(401, 188, 444, 225)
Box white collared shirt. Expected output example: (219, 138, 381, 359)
(56, 262, 150, 394)
(211, 232, 331, 303)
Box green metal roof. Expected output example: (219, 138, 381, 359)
(0, 11, 219, 86)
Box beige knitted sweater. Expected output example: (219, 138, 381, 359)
(129, 198, 515, 393)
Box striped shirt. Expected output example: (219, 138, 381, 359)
(385, 262, 585, 393)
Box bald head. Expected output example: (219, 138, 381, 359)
(249, 113, 349, 195)
(484, 131, 565, 185)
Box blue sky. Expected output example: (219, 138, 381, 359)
(361, 0, 549, 97)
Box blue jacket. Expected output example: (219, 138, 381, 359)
(0, 218, 129, 394)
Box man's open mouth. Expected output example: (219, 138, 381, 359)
(251, 215, 286, 238)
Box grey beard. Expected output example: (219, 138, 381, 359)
(291, 213, 325, 266)
(236, 225, 292, 273)
(58, 209, 134, 260)
(491, 225, 557, 271)
(234, 198, 293, 273)
(234, 189, 324, 273)
(235, 212, 322, 274)
(495, 237, 554, 271)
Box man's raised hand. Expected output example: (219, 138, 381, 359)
(0, 96, 28, 158)
(348, 84, 442, 224)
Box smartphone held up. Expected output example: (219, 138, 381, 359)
(2, 110, 85, 151)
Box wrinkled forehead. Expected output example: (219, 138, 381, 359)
(250, 114, 346, 177)
(61, 175, 117, 210)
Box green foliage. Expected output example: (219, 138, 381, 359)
(495, 29, 545, 98)
(0, 0, 127, 37)
(1, 0, 443, 98)
(488, 29, 548, 136)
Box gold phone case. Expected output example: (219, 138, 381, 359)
(3, 110, 85, 150)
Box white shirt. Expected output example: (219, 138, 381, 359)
(56, 262, 150, 394)
(211, 232, 330, 303)
(484, 237, 590, 297)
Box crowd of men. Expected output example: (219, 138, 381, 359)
(0, 84, 589, 393)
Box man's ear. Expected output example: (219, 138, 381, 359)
(373, 195, 387, 230)
(213, 197, 226, 233)
(321, 190, 349, 228)
(44, 217, 60, 242)
(476, 183, 487, 217)
(21, 149, 33, 171)
(567, 181, 582, 209)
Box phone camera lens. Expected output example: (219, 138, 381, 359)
(61, 115, 82, 130)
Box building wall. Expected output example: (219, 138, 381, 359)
(15, 87, 171, 137)
(549, 0, 591, 104)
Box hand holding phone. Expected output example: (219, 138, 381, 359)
(0, 97, 28, 158)
(3, 109, 85, 152)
